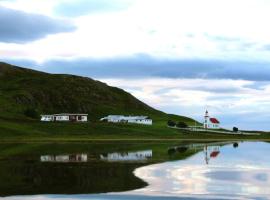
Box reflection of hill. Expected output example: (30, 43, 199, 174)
(0, 160, 146, 197)
(0, 142, 204, 196)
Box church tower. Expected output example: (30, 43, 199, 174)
(204, 110, 209, 129)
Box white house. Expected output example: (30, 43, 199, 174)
(41, 113, 88, 122)
(203, 110, 220, 129)
(100, 115, 153, 125)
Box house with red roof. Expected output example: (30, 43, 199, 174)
(203, 110, 220, 129)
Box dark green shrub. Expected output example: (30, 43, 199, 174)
(167, 120, 176, 127)
(24, 108, 39, 119)
(176, 121, 188, 128)
(233, 127, 239, 132)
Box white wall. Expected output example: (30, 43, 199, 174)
(55, 115, 69, 121)
(128, 119, 152, 125)
(41, 116, 53, 121)
(102, 115, 153, 125)
(204, 122, 219, 129)
(77, 116, 88, 122)
(41, 115, 88, 122)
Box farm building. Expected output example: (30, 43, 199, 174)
(40, 113, 88, 122)
(100, 115, 152, 125)
(203, 110, 220, 129)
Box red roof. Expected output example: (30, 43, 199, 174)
(210, 118, 220, 124)
(210, 151, 220, 158)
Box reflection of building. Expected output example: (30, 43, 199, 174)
(100, 150, 152, 162)
(40, 154, 88, 162)
(41, 114, 88, 122)
(204, 145, 220, 164)
(100, 115, 152, 125)
(204, 110, 220, 129)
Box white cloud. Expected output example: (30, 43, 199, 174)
(0, 0, 58, 16)
(1, 0, 270, 61)
(101, 78, 270, 130)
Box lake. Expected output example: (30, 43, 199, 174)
(0, 141, 269, 200)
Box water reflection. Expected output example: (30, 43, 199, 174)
(0, 145, 156, 197)
(100, 150, 152, 162)
(168, 142, 239, 164)
(39, 150, 153, 163)
(1, 141, 270, 199)
(130, 142, 270, 199)
(204, 145, 220, 165)
(40, 154, 88, 163)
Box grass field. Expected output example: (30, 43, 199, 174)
(1, 117, 269, 142)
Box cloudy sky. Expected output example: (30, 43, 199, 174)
(1, 0, 270, 130)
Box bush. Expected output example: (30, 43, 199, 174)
(176, 121, 188, 128)
(24, 108, 39, 119)
(167, 120, 176, 127)
(233, 127, 239, 132)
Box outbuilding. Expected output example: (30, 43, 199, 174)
(41, 113, 88, 122)
(100, 115, 152, 125)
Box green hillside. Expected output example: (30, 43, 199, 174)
(0, 62, 196, 124)
(0, 62, 269, 141)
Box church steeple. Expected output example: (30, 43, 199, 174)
(204, 110, 209, 128)
(205, 110, 209, 120)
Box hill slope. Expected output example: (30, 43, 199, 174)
(0, 62, 195, 124)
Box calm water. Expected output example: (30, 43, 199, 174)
(0, 141, 270, 200)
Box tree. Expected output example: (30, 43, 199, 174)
(233, 127, 239, 132)
(24, 108, 39, 119)
(167, 120, 176, 127)
(176, 121, 188, 128)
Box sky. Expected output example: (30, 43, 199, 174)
(1, 0, 270, 130)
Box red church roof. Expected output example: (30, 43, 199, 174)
(210, 118, 220, 124)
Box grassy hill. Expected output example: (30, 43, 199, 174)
(0, 62, 196, 123)
(1, 62, 269, 141)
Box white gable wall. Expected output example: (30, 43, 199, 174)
(41, 114, 88, 122)
(41, 115, 54, 122)
(101, 115, 153, 125)
(204, 117, 219, 129)
(55, 115, 69, 121)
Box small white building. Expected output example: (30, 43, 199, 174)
(203, 110, 220, 129)
(100, 115, 152, 125)
(41, 113, 88, 122)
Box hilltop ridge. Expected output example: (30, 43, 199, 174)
(0, 62, 195, 124)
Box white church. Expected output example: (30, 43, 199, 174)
(203, 110, 220, 129)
